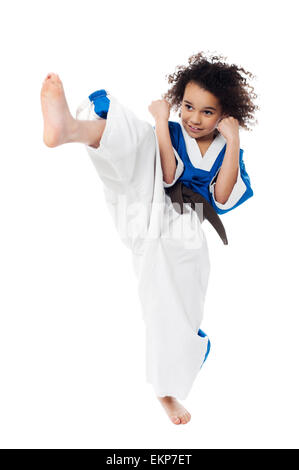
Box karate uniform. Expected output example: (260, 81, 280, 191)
(164, 120, 253, 214)
(76, 90, 253, 400)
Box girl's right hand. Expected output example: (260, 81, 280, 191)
(148, 99, 171, 121)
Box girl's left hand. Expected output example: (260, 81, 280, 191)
(216, 116, 240, 141)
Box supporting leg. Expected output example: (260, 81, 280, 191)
(157, 396, 191, 425)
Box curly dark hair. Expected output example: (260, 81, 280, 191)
(162, 51, 259, 132)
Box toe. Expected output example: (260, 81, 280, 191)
(180, 414, 187, 424)
(48, 73, 59, 84)
(183, 412, 191, 424)
(171, 416, 181, 425)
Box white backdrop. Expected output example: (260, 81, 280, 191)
(0, 0, 298, 449)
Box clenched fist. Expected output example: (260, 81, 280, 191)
(216, 116, 240, 142)
(148, 99, 171, 122)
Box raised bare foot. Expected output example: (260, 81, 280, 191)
(40, 73, 76, 147)
(157, 396, 191, 425)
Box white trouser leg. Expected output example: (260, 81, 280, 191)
(77, 93, 211, 400)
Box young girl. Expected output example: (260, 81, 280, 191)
(40, 52, 258, 426)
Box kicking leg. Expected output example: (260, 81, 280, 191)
(40, 73, 105, 148)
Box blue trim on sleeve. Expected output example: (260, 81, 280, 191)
(88, 89, 110, 119)
(210, 148, 254, 215)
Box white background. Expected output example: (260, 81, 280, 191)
(0, 0, 298, 449)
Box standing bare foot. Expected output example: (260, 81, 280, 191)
(157, 396, 191, 425)
(40, 73, 77, 147)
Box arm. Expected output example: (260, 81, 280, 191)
(209, 116, 253, 214)
(148, 100, 176, 184)
(214, 137, 240, 204)
(214, 117, 240, 204)
(155, 118, 177, 184)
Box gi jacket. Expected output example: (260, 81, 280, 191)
(164, 120, 254, 215)
(162, 119, 254, 244)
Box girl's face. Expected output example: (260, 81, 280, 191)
(180, 81, 224, 140)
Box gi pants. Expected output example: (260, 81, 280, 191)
(76, 93, 211, 400)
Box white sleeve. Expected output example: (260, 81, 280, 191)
(209, 165, 247, 211)
(163, 148, 185, 188)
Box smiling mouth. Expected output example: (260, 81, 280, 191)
(188, 124, 203, 131)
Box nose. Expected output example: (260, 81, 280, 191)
(190, 111, 201, 125)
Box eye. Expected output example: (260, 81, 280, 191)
(204, 110, 213, 115)
(185, 104, 192, 110)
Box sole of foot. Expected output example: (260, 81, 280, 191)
(40, 73, 75, 148)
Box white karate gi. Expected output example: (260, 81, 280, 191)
(76, 93, 212, 400)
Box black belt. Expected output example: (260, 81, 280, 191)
(165, 181, 228, 245)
